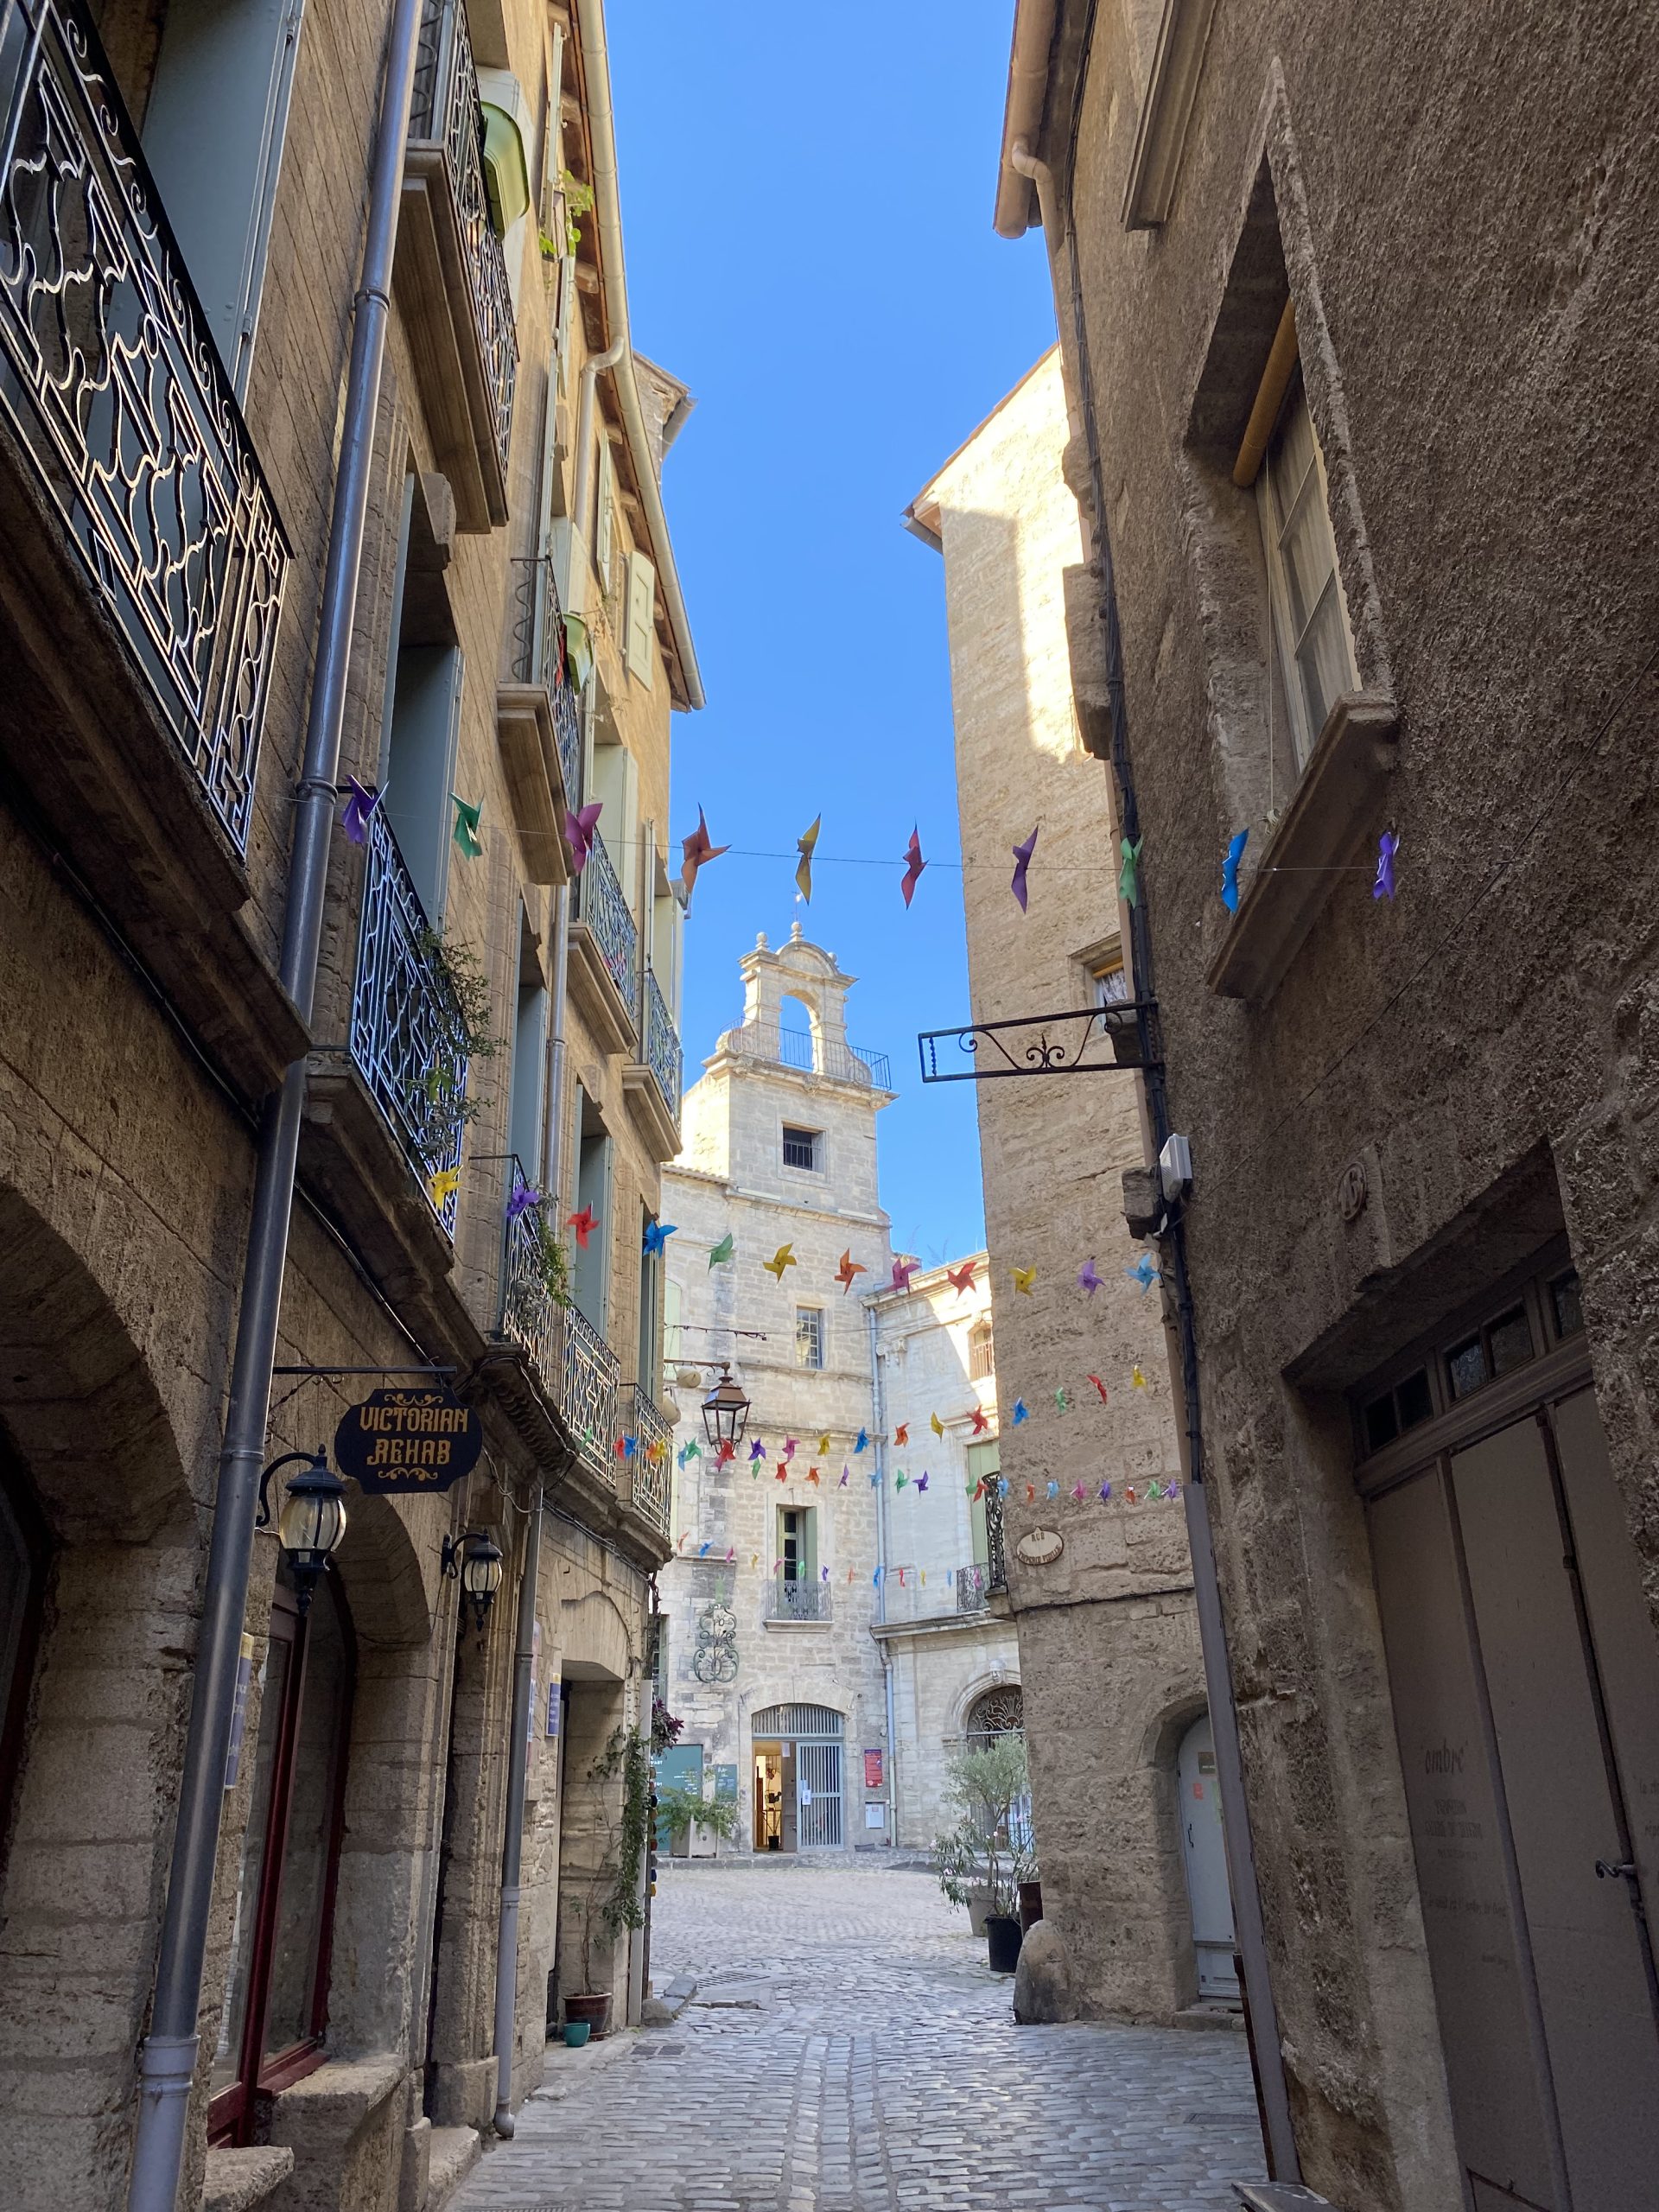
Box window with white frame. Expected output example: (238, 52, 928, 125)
(1257, 375, 1359, 771)
(782, 1125, 822, 1172)
(795, 1307, 824, 1370)
(968, 1320, 994, 1382)
(1092, 957, 1130, 1009)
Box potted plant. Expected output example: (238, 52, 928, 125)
(932, 1736, 1037, 1975)
(563, 1725, 652, 2037)
(655, 1777, 743, 1858)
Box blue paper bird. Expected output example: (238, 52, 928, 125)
(1012, 1398, 1030, 1425)
(643, 1219, 678, 1255)
(1222, 828, 1249, 912)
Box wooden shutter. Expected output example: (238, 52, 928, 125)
(595, 443, 615, 586)
(626, 550, 657, 688)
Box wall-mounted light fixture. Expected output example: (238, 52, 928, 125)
(700, 1364, 751, 1450)
(256, 1451, 349, 1615)
(442, 1529, 505, 1633)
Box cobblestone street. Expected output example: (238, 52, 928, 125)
(453, 1866, 1265, 2212)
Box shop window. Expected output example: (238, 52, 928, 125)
(210, 1567, 353, 2145)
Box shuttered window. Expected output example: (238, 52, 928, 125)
(626, 550, 657, 688)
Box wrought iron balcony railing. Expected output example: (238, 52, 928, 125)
(499, 1179, 559, 1389)
(621, 1382, 671, 1536)
(640, 966, 681, 1125)
(767, 1580, 830, 1623)
(985, 1478, 1007, 1592)
(348, 810, 469, 1237)
(718, 1023, 890, 1090)
(557, 1300, 619, 1481)
(0, 0, 289, 853)
(410, 0, 516, 485)
(507, 553, 582, 801)
(574, 825, 637, 1012)
(956, 1560, 990, 1616)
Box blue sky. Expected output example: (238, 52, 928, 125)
(607, 4, 1057, 1265)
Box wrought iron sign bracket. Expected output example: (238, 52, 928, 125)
(917, 1000, 1160, 1083)
(270, 1364, 459, 1377)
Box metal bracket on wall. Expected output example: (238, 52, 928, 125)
(270, 1364, 459, 1376)
(917, 1001, 1159, 1082)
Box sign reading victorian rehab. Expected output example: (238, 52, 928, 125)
(333, 1388, 483, 1494)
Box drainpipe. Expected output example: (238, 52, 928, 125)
(1008, 135, 1302, 2187)
(867, 1300, 899, 1846)
(124, 3, 424, 2205)
(543, 883, 571, 1216)
(492, 1486, 543, 2137)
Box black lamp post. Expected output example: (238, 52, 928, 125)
(442, 1529, 505, 1633)
(701, 1364, 751, 1449)
(256, 1451, 349, 1615)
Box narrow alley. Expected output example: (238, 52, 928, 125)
(453, 1868, 1265, 2212)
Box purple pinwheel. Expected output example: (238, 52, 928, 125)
(748, 1439, 766, 1462)
(1374, 830, 1400, 902)
(565, 800, 604, 874)
(916, 1472, 930, 1492)
(340, 776, 381, 846)
(505, 1178, 543, 1224)
(1011, 825, 1039, 912)
(1077, 1257, 1103, 1297)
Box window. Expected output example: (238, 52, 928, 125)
(782, 1125, 822, 1172)
(1258, 376, 1358, 770)
(778, 1505, 815, 1584)
(378, 473, 465, 922)
(968, 1321, 994, 1382)
(1092, 959, 1130, 1009)
(625, 551, 656, 688)
(795, 1307, 824, 1370)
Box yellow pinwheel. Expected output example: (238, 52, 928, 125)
(1011, 1265, 1036, 1294)
(763, 1243, 798, 1282)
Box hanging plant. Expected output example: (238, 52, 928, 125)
(561, 169, 595, 255)
(412, 926, 501, 1164)
(522, 1205, 572, 1309)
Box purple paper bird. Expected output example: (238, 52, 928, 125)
(565, 800, 603, 874)
(505, 1178, 543, 1224)
(1077, 1257, 1103, 1297)
(340, 776, 381, 846)
(1222, 828, 1249, 913)
(1374, 830, 1399, 902)
(900, 827, 926, 909)
(1011, 825, 1039, 912)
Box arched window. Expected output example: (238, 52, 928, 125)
(964, 1685, 1023, 1743)
(968, 1321, 994, 1381)
(211, 1567, 354, 2144)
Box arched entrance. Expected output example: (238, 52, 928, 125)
(751, 1703, 843, 1851)
(1177, 1713, 1237, 1999)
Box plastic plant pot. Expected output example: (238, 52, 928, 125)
(563, 2020, 591, 2049)
(985, 1913, 1024, 1974)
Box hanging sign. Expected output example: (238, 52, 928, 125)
(333, 1388, 483, 1494)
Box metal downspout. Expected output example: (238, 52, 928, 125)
(125, 1, 425, 2202)
(1008, 133, 1302, 2187)
(868, 1300, 899, 1845)
(492, 1489, 543, 2136)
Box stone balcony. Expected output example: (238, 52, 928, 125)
(568, 826, 638, 1054)
(624, 964, 682, 1161)
(496, 554, 582, 882)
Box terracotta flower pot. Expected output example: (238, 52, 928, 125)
(563, 1991, 612, 2037)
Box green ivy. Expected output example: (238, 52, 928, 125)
(592, 1725, 652, 1942)
(561, 169, 596, 256)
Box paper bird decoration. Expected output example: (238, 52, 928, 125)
(1119, 834, 1144, 907)
(506, 1179, 542, 1224)
(340, 776, 381, 845)
(763, 1243, 798, 1282)
(817, 1433, 831, 1455)
(1026, 1484, 1036, 1503)
(697, 1541, 711, 1557)
(899, 826, 927, 908)
(1012, 1399, 1030, 1425)
(677, 1445, 691, 1470)
(1077, 1258, 1103, 1297)
(838, 1467, 849, 1487)
(683, 1439, 702, 1460)
(427, 1166, 461, 1210)
(748, 1440, 767, 1462)
(1126, 1253, 1160, 1292)
(642, 1219, 677, 1255)
(566, 1205, 597, 1249)
(1087, 1374, 1109, 1404)
(893, 1423, 909, 1446)
(451, 791, 483, 858)
(1222, 828, 1249, 913)
(1011, 1266, 1036, 1295)
(1126, 1486, 1139, 1505)
(1011, 825, 1038, 912)
(916, 1472, 930, 1491)
(1055, 1388, 1071, 1414)
(1147, 1480, 1163, 1500)
(1046, 1479, 1060, 1499)
(679, 806, 730, 901)
(806, 1467, 820, 1484)
(709, 1233, 734, 1267)
(1099, 1481, 1112, 1503)
(930, 1411, 944, 1439)
(822, 1565, 830, 1582)
(1071, 1482, 1087, 1502)
(855, 1428, 869, 1453)
(1167, 1478, 1181, 1499)
(891, 1256, 919, 1292)
(1131, 1363, 1148, 1389)
(781, 1438, 797, 1461)
(774, 1467, 787, 1482)
(1374, 830, 1399, 902)
(969, 1406, 990, 1436)
(947, 1260, 976, 1298)
(895, 1470, 908, 1490)
(727, 1547, 736, 1563)
(565, 800, 603, 874)
(836, 1249, 868, 1295)
(714, 1439, 735, 1466)
(795, 814, 821, 902)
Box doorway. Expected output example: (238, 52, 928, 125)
(1176, 1713, 1237, 2001)
(750, 1705, 843, 1851)
(1363, 1273, 1659, 2211)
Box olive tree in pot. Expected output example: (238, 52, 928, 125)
(932, 1735, 1036, 1974)
(564, 1725, 652, 2039)
(655, 1777, 744, 1858)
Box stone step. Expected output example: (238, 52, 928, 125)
(426, 2126, 480, 2206)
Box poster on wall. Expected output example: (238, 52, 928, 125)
(863, 1748, 884, 1789)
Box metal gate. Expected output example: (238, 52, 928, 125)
(753, 1704, 843, 1851)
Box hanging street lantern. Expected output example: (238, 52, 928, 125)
(256, 1451, 349, 1615)
(701, 1364, 751, 1450)
(442, 1529, 505, 1633)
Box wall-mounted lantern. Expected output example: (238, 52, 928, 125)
(442, 1529, 505, 1633)
(256, 1451, 349, 1615)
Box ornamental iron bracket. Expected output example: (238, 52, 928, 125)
(917, 1001, 1158, 1083)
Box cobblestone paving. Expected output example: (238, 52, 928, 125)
(453, 1865, 1265, 2212)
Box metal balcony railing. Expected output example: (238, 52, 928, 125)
(956, 1560, 990, 1616)
(985, 1478, 1007, 1592)
(574, 826, 637, 1011)
(766, 1580, 830, 1623)
(410, 0, 516, 482)
(640, 966, 681, 1123)
(621, 1382, 671, 1536)
(349, 810, 469, 1236)
(499, 1176, 559, 1390)
(557, 1301, 619, 1481)
(507, 554, 582, 801)
(0, 0, 289, 853)
(718, 1023, 890, 1090)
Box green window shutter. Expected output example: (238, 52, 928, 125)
(626, 550, 657, 688)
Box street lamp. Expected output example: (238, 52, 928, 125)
(256, 1451, 349, 1615)
(701, 1364, 751, 1450)
(442, 1529, 505, 1633)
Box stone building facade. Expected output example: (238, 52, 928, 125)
(993, 4, 1659, 2207)
(0, 3, 694, 2209)
(906, 350, 1227, 2024)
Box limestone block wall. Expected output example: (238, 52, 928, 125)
(881, 1617, 1022, 1850)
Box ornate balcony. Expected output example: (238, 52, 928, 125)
(766, 1580, 830, 1624)
(717, 1023, 891, 1090)
(347, 810, 469, 1237)
(557, 1302, 620, 1482)
(568, 825, 638, 1054)
(397, 0, 517, 531)
(0, 0, 289, 855)
(624, 964, 681, 1162)
(620, 1383, 671, 1537)
(955, 1560, 990, 1616)
(985, 1477, 1007, 1592)
(497, 554, 581, 881)
(499, 1186, 560, 1387)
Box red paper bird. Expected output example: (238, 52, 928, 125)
(566, 1205, 597, 1249)
(836, 1249, 868, 1295)
(947, 1260, 976, 1298)
(679, 805, 729, 901)
(900, 826, 926, 908)
(1088, 1374, 1110, 1404)
(969, 1405, 990, 1436)
(893, 1423, 910, 1446)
